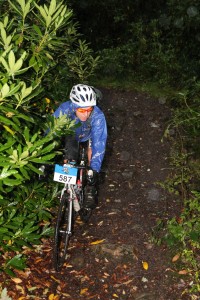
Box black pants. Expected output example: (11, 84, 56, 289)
(64, 136, 79, 162)
(64, 136, 89, 162)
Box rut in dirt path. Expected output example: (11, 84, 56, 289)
(91, 88, 184, 300)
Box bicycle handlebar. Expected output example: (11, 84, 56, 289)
(65, 163, 87, 170)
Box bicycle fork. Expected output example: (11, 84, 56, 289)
(60, 185, 73, 238)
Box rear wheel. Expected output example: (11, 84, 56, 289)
(79, 207, 92, 223)
(79, 188, 92, 222)
(53, 193, 73, 271)
(78, 144, 92, 222)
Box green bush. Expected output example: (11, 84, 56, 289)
(164, 192, 200, 294)
(97, 19, 181, 85)
(0, 0, 99, 275)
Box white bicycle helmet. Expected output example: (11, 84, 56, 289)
(70, 84, 96, 107)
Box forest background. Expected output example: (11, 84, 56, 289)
(0, 0, 199, 296)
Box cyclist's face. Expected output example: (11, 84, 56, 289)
(76, 107, 93, 121)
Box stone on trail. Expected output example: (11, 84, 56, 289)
(147, 188, 160, 201)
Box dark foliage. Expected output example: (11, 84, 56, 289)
(68, 0, 200, 86)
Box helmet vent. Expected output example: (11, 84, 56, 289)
(80, 95, 85, 102)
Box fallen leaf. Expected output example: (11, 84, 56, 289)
(76, 218, 84, 224)
(144, 242, 153, 250)
(11, 278, 22, 284)
(50, 276, 60, 283)
(16, 285, 25, 294)
(172, 253, 180, 262)
(141, 277, 148, 282)
(43, 288, 49, 295)
(122, 279, 133, 285)
(63, 263, 73, 268)
(98, 221, 103, 226)
(81, 275, 90, 282)
(165, 268, 175, 272)
(132, 246, 139, 260)
(48, 294, 59, 300)
(113, 248, 122, 256)
(142, 261, 149, 270)
(112, 273, 117, 281)
(123, 264, 128, 269)
(15, 269, 31, 278)
(62, 293, 71, 297)
(28, 287, 38, 291)
(113, 294, 119, 298)
(113, 279, 133, 287)
(80, 288, 88, 295)
(35, 258, 43, 263)
(178, 270, 188, 275)
(90, 239, 105, 245)
(43, 248, 52, 252)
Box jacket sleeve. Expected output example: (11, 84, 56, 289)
(90, 114, 107, 172)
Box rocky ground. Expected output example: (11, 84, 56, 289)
(1, 88, 192, 300)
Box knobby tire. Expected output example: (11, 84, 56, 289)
(53, 193, 72, 271)
(79, 169, 92, 222)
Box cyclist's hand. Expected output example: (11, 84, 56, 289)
(87, 168, 98, 186)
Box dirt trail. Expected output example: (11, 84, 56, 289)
(4, 88, 187, 300)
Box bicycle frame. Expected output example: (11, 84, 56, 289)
(53, 143, 92, 271)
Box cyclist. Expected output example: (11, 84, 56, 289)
(53, 84, 107, 209)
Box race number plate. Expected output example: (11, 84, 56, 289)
(53, 164, 78, 184)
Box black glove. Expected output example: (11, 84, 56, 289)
(87, 168, 99, 186)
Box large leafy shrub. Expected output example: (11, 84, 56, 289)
(0, 0, 99, 275)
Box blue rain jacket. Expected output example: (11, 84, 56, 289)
(53, 101, 107, 172)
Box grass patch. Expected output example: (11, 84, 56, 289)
(92, 75, 177, 99)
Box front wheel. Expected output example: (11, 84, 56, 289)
(53, 193, 73, 271)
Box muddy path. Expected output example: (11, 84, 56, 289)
(3, 88, 187, 300)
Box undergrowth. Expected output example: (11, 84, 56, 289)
(156, 129, 200, 296)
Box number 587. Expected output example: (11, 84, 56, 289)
(59, 175, 72, 182)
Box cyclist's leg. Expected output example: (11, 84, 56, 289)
(87, 139, 92, 165)
(84, 139, 99, 209)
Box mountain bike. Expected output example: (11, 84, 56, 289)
(53, 144, 92, 271)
